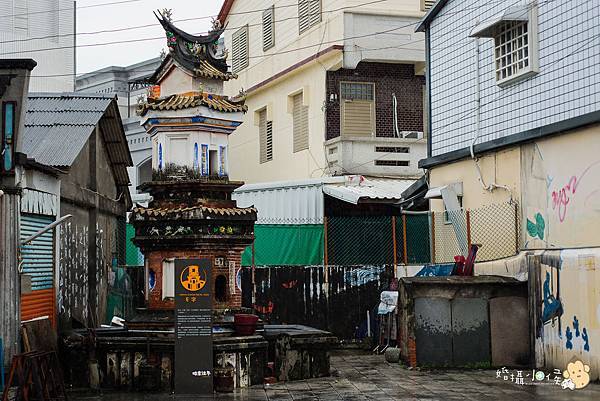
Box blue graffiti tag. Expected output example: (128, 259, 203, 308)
(573, 316, 580, 337)
(542, 272, 563, 323)
(566, 327, 573, 350)
(582, 328, 590, 352)
(415, 264, 454, 277)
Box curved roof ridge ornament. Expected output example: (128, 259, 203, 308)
(154, 10, 225, 45)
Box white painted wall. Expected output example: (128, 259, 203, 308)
(325, 135, 426, 177)
(0, 0, 75, 92)
(428, 0, 600, 157)
(222, 0, 425, 184)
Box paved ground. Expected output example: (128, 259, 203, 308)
(70, 353, 600, 400)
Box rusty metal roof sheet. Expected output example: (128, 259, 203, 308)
(137, 92, 247, 116)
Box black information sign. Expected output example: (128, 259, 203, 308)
(175, 258, 213, 394)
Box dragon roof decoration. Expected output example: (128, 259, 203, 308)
(154, 10, 231, 79)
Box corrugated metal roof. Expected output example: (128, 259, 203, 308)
(233, 176, 414, 223)
(23, 93, 113, 167)
(323, 177, 416, 205)
(233, 178, 346, 225)
(22, 93, 133, 206)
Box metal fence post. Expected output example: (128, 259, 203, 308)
(466, 210, 472, 249)
(392, 216, 397, 276)
(323, 216, 329, 284)
(252, 243, 256, 305)
(431, 211, 436, 264)
(402, 215, 408, 265)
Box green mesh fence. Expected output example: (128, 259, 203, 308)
(396, 214, 431, 264)
(125, 223, 144, 266)
(327, 216, 394, 266)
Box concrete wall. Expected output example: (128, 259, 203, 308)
(223, 0, 425, 184)
(58, 127, 127, 329)
(428, 147, 521, 262)
(535, 249, 600, 381)
(521, 124, 600, 249)
(223, 0, 424, 94)
(228, 59, 332, 183)
(398, 278, 528, 368)
(428, 0, 600, 157)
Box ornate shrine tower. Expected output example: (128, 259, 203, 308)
(131, 12, 256, 311)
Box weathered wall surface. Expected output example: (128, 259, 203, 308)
(535, 249, 600, 381)
(521, 125, 600, 249)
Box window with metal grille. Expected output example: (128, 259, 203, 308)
(232, 25, 249, 73)
(298, 0, 321, 34)
(421, 0, 436, 12)
(292, 93, 309, 152)
(374, 160, 409, 166)
(340, 82, 375, 136)
(494, 21, 531, 84)
(259, 109, 273, 163)
(375, 146, 409, 153)
(262, 5, 275, 51)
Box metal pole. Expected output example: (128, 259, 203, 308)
(431, 211, 436, 264)
(392, 216, 397, 277)
(402, 215, 408, 265)
(251, 242, 256, 305)
(21, 214, 73, 246)
(466, 210, 472, 249)
(323, 216, 329, 284)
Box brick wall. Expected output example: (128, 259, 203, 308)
(326, 62, 424, 140)
(146, 246, 245, 310)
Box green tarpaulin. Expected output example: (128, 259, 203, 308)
(242, 225, 324, 266)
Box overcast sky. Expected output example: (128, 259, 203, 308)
(77, 0, 222, 73)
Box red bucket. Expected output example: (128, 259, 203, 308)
(234, 314, 259, 336)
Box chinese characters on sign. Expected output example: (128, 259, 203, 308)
(175, 259, 213, 395)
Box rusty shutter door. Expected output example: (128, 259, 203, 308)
(20, 214, 56, 326)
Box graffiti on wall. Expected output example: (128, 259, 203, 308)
(540, 253, 563, 336)
(565, 315, 591, 352)
(550, 160, 600, 223)
(523, 139, 600, 249)
(526, 212, 546, 241)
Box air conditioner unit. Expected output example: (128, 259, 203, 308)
(401, 131, 423, 139)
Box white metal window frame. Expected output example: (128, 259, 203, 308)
(470, 3, 539, 87)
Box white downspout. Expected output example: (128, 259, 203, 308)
(392, 93, 400, 138)
(470, 37, 512, 197)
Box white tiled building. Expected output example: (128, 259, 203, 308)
(0, 0, 75, 92)
(417, 0, 600, 379)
